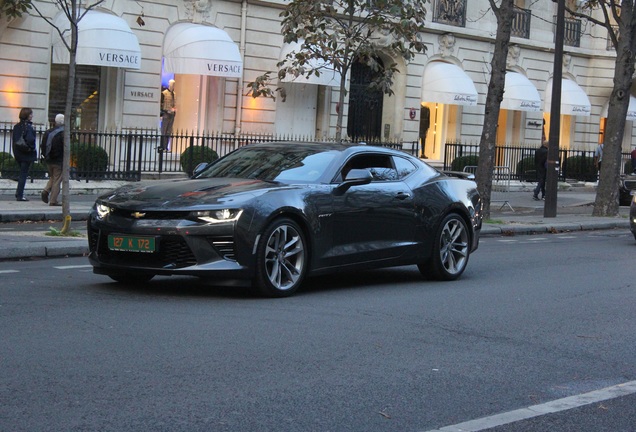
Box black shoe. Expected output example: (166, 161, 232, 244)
(532, 195, 540, 201)
(16, 197, 28, 202)
(41, 190, 49, 204)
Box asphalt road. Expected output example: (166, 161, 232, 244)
(1, 229, 635, 432)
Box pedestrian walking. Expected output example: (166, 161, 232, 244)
(594, 141, 604, 174)
(533, 140, 548, 201)
(12, 107, 38, 201)
(40, 114, 65, 206)
(631, 147, 636, 174)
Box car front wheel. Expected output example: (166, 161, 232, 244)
(419, 213, 470, 281)
(254, 218, 308, 297)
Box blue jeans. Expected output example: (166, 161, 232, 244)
(15, 160, 32, 199)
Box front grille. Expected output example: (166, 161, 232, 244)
(111, 208, 191, 220)
(208, 236, 236, 261)
(95, 230, 197, 268)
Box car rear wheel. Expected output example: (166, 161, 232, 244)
(418, 213, 470, 281)
(108, 273, 154, 284)
(254, 218, 307, 297)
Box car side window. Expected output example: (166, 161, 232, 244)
(392, 156, 417, 179)
(338, 154, 397, 182)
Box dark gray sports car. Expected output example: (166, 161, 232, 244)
(88, 142, 482, 297)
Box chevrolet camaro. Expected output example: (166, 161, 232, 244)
(88, 142, 482, 297)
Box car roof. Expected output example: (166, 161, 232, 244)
(246, 140, 403, 156)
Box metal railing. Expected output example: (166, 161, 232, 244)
(444, 141, 633, 183)
(512, 6, 531, 39)
(432, 0, 466, 27)
(554, 15, 582, 47)
(0, 126, 416, 182)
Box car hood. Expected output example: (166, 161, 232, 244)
(98, 178, 284, 210)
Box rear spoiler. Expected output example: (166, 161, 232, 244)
(442, 170, 475, 181)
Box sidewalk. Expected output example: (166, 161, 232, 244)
(0, 178, 631, 260)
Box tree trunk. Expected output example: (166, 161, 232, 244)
(61, 1, 78, 232)
(476, 0, 514, 220)
(592, 0, 636, 216)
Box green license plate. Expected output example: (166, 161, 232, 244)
(108, 235, 156, 253)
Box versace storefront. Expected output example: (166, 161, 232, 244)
(0, 0, 631, 162)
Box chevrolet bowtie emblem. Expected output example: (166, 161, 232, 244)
(131, 212, 146, 219)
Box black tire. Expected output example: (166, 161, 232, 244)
(253, 217, 308, 297)
(107, 273, 154, 284)
(418, 213, 470, 281)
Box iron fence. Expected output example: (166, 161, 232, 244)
(0, 126, 416, 182)
(444, 141, 633, 183)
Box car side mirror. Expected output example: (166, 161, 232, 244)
(192, 162, 208, 178)
(334, 168, 373, 195)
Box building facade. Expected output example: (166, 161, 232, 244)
(0, 0, 633, 165)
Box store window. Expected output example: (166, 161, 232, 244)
(48, 64, 101, 129)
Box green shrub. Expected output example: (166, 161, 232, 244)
(30, 161, 48, 179)
(0, 157, 18, 179)
(563, 155, 596, 182)
(450, 155, 478, 172)
(625, 160, 634, 174)
(180, 145, 219, 176)
(71, 142, 109, 178)
(0, 151, 13, 166)
(516, 156, 536, 181)
(0, 158, 46, 179)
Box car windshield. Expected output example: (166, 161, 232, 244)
(195, 146, 340, 182)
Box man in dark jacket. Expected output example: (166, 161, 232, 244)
(40, 114, 64, 206)
(533, 140, 548, 201)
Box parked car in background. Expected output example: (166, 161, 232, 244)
(87, 142, 482, 297)
(620, 174, 636, 206)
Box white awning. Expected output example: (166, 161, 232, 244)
(601, 95, 636, 121)
(51, 10, 141, 69)
(163, 23, 242, 77)
(279, 41, 341, 87)
(544, 78, 591, 116)
(421, 62, 478, 106)
(501, 71, 541, 112)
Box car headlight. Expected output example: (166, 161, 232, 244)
(95, 203, 112, 219)
(189, 209, 243, 224)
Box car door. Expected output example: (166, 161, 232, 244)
(324, 153, 417, 267)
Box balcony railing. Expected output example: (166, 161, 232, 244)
(554, 15, 582, 47)
(432, 0, 466, 27)
(512, 6, 531, 39)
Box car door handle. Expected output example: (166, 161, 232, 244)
(395, 192, 411, 200)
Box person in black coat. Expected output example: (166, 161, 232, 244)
(12, 107, 38, 201)
(533, 140, 548, 201)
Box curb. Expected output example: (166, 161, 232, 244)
(0, 210, 90, 223)
(481, 220, 629, 237)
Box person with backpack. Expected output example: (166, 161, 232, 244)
(40, 114, 65, 206)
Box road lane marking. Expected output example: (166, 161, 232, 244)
(53, 265, 93, 270)
(0, 270, 19, 274)
(422, 380, 636, 432)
